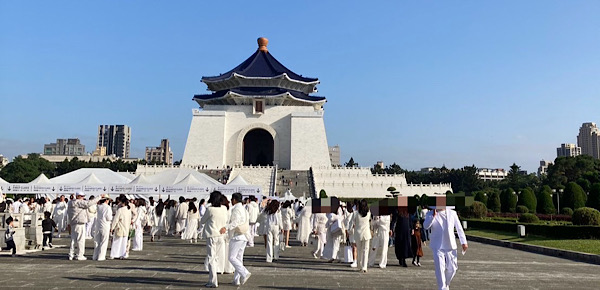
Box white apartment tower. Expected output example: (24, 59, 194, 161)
(556, 143, 581, 157)
(577, 122, 600, 159)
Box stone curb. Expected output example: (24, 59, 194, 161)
(466, 234, 600, 265)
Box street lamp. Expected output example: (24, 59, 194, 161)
(552, 189, 563, 214)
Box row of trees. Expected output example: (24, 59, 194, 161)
(0, 154, 172, 183)
(362, 154, 600, 213)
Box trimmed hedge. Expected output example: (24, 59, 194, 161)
(486, 212, 572, 222)
(572, 207, 600, 226)
(518, 213, 539, 223)
(516, 205, 529, 214)
(561, 207, 574, 216)
(463, 218, 600, 239)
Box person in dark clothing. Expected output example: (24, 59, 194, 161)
(41, 211, 57, 248)
(3, 216, 17, 256)
(411, 220, 424, 266)
(393, 209, 413, 267)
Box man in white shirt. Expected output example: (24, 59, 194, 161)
(67, 192, 96, 261)
(423, 207, 468, 290)
(12, 197, 22, 213)
(175, 196, 189, 236)
(245, 196, 259, 247)
(93, 196, 113, 261)
(227, 193, 252, 286)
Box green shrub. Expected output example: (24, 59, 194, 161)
(564, 182, 587, 210)
(561, 207, 574, 216)
(474, 191, 488, 205)
(500, 188, 517, 213)
(537, 185, 556, 214)
(518, 188, 537, 213)
(518, 213, 539, 223)
(487, 192, 501, 213)
(460, 201, 487, 218)
(586, 183, 600, 211)
(572, 207, 600, 226)
(462, 218, 600, 239)
(516, 205, 529, 214)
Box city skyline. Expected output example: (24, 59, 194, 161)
(1, 1, 599, 173)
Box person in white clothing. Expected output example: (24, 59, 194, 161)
(175, 196, 188, 236)
(344, 202, 357, 267)
(295, 203, 312, 246)
(245, 196, 259, 247)
(311, 212, 327, 259)
(227, 193, 252, 286)
(368, 214, 391, 269)
(132, 199, 146, 251)
(52, 196, 68, 238)
(197, 199, 207, 240)
(151, 199, 166, 241)
(353, 199, 372, 273)
(93, 197, 113, 261)
(86, 195, 97, 239)
(200, 191, 228, 288)
(323, 207, 344, 262)
(182, 201, 200, 243)
(110, 195, 133, 259)
(264, 200, 282, 263)
(67, 192, 96, 261)
(281, 201, 294, 248)
(423, 207, 468, 290)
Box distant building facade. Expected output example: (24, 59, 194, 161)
(476, 168, 508, 181)
(43, 138, 85, 156)
(556, 143, 581, 157)
(97, 125, 131, 158)
(328, 145, 341, 166)
(420, 167, 435, 174)
(577, 122, 600, 159)
(145, 139, 173, 164)
(538, 160, 552, 176)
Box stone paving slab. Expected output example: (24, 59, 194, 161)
(1, 235, 599, 289)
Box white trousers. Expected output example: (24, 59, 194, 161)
(368, 232, 389, 268)
(314, 231, 326, 257)
(176, 218, 186, 233)
(206, 236, 225, 287)
(247, 223, 257, 246)
(93, 227, 110, 260)
(266, 225, 280, 262)
(433, 249, 458, 290)
(151, 225, 162, 238)
(110, 236, 128, 259)
(229, 239, 250, 284)
(356, 239, 370, 271)
(324, 232, 343, 260)
(86, 216, 97, 238)
(69, 224, 86, 259)
(132, 224, 143, 251)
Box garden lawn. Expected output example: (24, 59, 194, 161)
(466, 229, 600, 255)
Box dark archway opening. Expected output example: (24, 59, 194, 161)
(243, 129, 274, 166)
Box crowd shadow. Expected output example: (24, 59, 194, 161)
(65, 275, 200, 287)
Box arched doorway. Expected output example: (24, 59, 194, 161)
(243, 129, 274, 166)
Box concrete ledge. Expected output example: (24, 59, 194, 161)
(466, 234, 600, 265)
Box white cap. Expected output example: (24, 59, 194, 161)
(76, 191, 86, 197)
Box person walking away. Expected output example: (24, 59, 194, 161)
(411, 219, 424, 267)
(132, 199, 146, 251)
(353, 199, 372, 273)
(227, 193, 252, 286)
(182, 201, 200, 243)
(52, 195, 68, 238)
(324, 207, 344, 262)
(281, 201, 294, 248)
(110, 195, 132, 260)
(393, 209, 413, 267)
(86, 195, 97, 239)
(295, 204, 311, 246)
(264, 200, 282, 263)
(175, 196, 188, 236)
(368, 214, 391, 269)
(151, 200, 166, 241)
(93, 197, 113, 261)
(423, 207, 468, 290)
(67, 192, 96, 260)
(41, 211, 57, 249)
(245, 196, 259, 247)
(311, 212, 327, 259)
(200, 191, 228, 288)
(344, 202, 358, 267)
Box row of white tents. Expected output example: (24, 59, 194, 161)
(0, 168, 264, 201)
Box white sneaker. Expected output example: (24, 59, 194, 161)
(68, 257, 73, 260)
(312, 252, 318, 259)
(241, 272, 251, 285)
(350, 262, 357, 268)
(76, 256, 87, 261)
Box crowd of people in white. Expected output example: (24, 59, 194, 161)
(1, 191, 467, 290)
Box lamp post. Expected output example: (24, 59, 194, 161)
(552, 188, 563, 214)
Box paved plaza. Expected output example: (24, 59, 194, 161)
(1, 235, 599, 289)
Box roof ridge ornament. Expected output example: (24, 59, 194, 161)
(257, 37, 268, 52)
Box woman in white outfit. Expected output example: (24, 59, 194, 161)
(353, 199, 372, 273)
(281, 201, 294, 248)
(93, 197, 113, 261)
(311, 212, 327, 259)
(200, 191, 228, 288)
(344, 202, 357, 267)
(52, 195, 68, 237)
(324, 207, 345, 262)
(110, 196, 132, 259)
(182, 201, 200, 243)
(218, 195, 235, 274)
(151, 200, 166, 241)
(295, 204, 311, 246)
(132, 199, 146, 251)
(264, 200, 282, 263)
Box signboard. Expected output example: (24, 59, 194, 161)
(4, 184, 32, 193)
(109, 184, 134, 194)
(185, 185, 212, 194)
(32, 185, 57, 193)
(159, 185, 185, 195)
(133, 185, 160, 194)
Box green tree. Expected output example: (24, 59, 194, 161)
(518, 187, 537, 213)
(586, 183, 600, 211)
(536, 185, 556, 214)
(474, 191, 488, 205)
(563, 182, 587, 210)
(500, 188, 518, 213)
(344, 157, 358, 168)
(0, 154, 55, 182)
(487, 192, 501, 213)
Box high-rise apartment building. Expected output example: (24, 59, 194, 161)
(97, 125, 131, 158)
(556, 143, 581, 158)
(145, 139, 173, 164)
(538, 160, 552, 176)
(577, 122, 600, 159)
(43, 138, 85, 156)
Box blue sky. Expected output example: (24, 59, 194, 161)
(1, 1, 599, 173)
